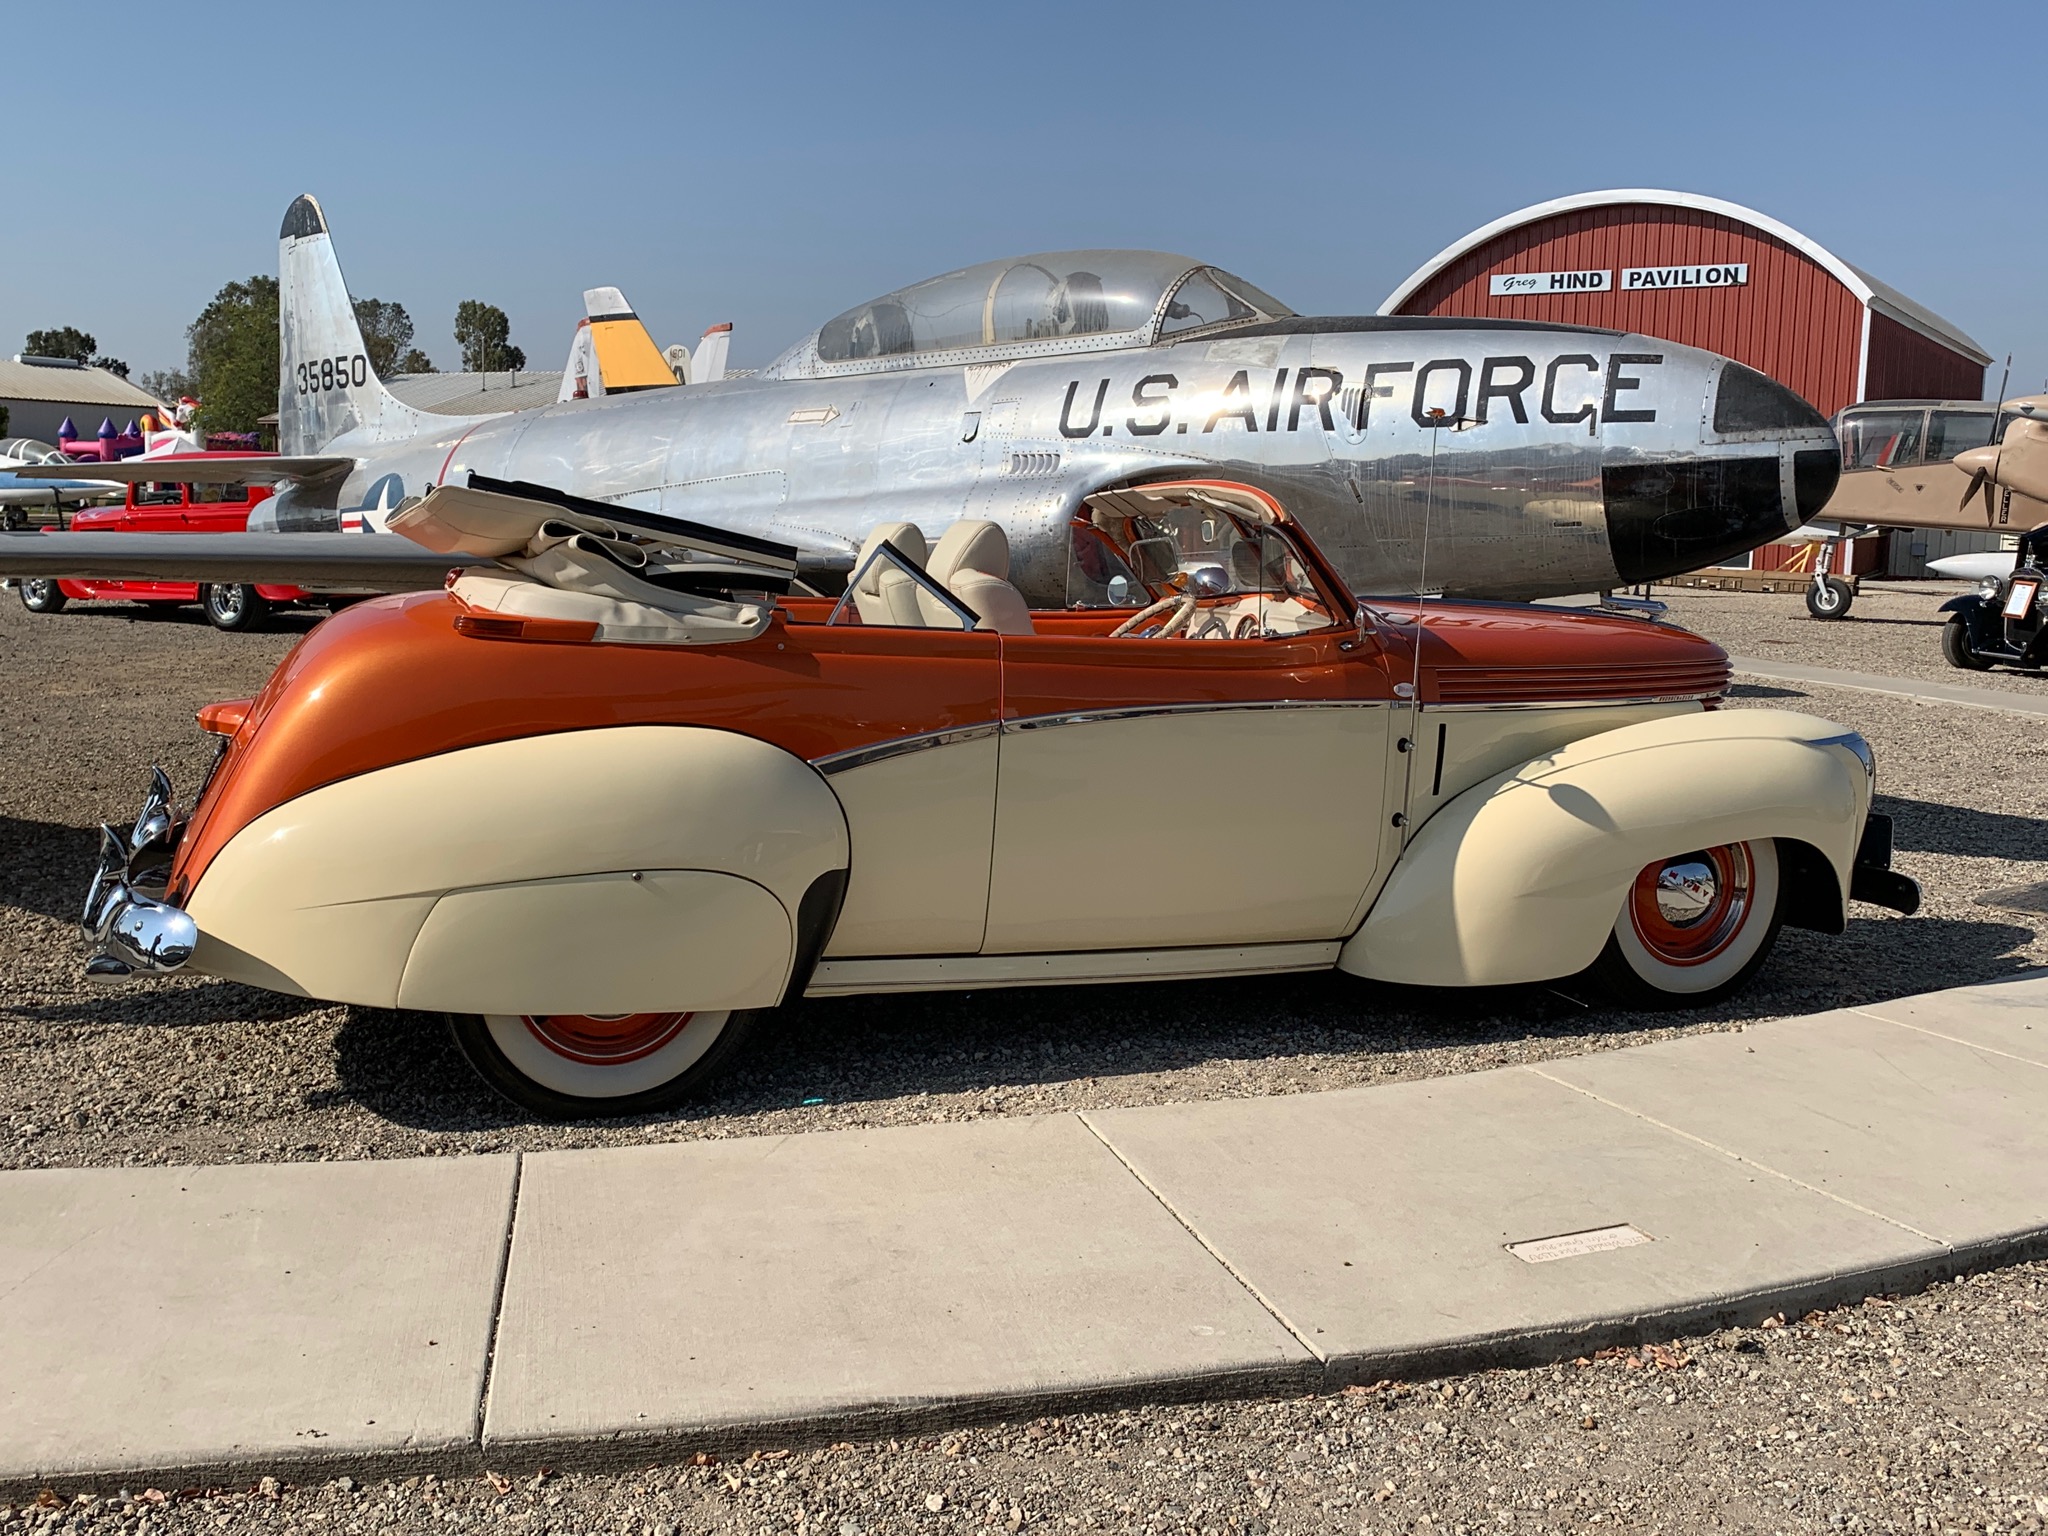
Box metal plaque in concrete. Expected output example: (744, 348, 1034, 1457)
(485, 1115, 1311, 1451)
(1085, 1067, 1934, 1377)
(1541, 1012, 2048, 1248)
(0, 1156, 516, 1486)
(1850, 970, 2048, 1068)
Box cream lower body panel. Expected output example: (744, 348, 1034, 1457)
(821, 734, 996, 957)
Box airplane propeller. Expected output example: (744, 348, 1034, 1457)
(1955, 355, 2013, 524)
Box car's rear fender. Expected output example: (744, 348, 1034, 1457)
(1338, 709, 1872, 989)
(183, 725, 850, 1014)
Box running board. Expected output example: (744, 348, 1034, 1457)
(804, 941, 1342, 998)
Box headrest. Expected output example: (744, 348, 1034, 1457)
(927, 519, 1010, 583)
(853, 521, 927, 595)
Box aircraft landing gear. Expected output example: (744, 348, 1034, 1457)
(1804, 532, 1857, 620)
(1806, 573, 1854, 620)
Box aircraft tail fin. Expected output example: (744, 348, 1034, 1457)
(693, 322, 732, 384)
(277, 194, 428, 456)
(553, 287, 682, 402)
(582, 287, 679, 394)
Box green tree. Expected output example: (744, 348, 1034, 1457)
(93, 355, 129, 379)
(187, 275, 279, 435)
(23, 326, 96, 362)
(0, 404, 9, 437)
(138, 367, 195, 404)
(353, 298, 418, 378)
(394, 347, 436, 375)
(453, 300, 525, 373)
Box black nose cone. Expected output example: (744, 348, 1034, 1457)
(1602, 365, 1840, 585)
(1713, 363, 1828, 435)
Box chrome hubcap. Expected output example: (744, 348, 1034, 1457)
(1653, 860, 1718, 927)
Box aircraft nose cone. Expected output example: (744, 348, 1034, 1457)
(1954, 444, 1999, 477)
(1602, 364, 1837, 585)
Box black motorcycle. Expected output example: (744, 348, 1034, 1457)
(1941, 523, 2048, 671)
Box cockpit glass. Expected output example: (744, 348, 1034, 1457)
(1925, 409, 2004, 462)
(1837, 409, 1926, 470)
(812, 251, 1293, 365)
(1159, 268, 1294, 339)
(0, 438, 67, 464)
(1159, 271, 1255, 338)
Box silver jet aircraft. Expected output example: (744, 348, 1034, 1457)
(14, 195, 1843, 602)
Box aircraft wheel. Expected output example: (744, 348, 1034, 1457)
(200, 583, 270, 632)
(447, 1008, 765, 1120)
(1805, 575, 1854, 620)
(1942, 617, 1993, 671)
(1585, 840, 1783, 1009)
(17, 579, 66, 614)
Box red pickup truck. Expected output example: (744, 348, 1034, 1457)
(15, 454, 308, 631)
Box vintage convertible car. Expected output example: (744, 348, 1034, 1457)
(83, 476, 1918, 1117)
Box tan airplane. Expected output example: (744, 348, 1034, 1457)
(1787, 396, 2048, 615)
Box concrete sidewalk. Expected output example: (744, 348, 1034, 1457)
(8, 975, 2048, 1495)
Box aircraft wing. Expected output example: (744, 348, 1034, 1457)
(0, 532, 482, 591)
(6, 455, 354, 486)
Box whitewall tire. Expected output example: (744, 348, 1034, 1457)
(447, 1008, 762, 1119)
(1588, 839, 1783, 1007)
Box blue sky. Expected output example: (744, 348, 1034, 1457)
(7, 1, 2043, 396)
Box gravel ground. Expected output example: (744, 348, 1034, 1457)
(1, 590, 2044, 1170)
(10, 1264, 2048, 1533)
(7, 588, 2048, 1532)
(1654, 577, 2048, 697)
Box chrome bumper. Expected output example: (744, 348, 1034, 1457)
(83, 767, 199, 982)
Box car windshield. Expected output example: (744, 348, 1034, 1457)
(1068, 487, 1336, 637)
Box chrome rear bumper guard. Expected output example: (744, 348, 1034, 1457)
(83, 767, 199, 983)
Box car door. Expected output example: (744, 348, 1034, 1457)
(982, 626, 1392, 954)
(805, 595, 1003, 959)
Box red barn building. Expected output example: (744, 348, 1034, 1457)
(1381, 191, 1991, 573)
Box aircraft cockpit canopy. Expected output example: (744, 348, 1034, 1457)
(774, 251, 1293, 377)
(0, 439, 73, 465)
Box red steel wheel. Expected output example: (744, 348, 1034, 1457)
(1591, 839, 1783, 1006)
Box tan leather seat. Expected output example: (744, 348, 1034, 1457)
(850, 521, 929, 627)
(919, 519, 1034, 635)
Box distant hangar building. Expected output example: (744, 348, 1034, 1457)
(1379, 189, 1989, 418)
(1379, 190, 1993, 575)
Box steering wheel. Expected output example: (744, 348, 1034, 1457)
(1110, 592, 1198, 638)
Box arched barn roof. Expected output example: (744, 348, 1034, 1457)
(1380, 189, 1988, 365)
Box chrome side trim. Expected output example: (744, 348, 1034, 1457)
(1428, 693, 1719, 713)
(805, 940, 1341, 997)
(1004, 699, 1390, 732)
(814, 722, 1001, 775)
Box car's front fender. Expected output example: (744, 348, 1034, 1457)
(1939, 594, 1990, 616)
(1338, 709, 1872, 989)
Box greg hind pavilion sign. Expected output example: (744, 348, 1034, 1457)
(1490, 264, 1749, 297)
